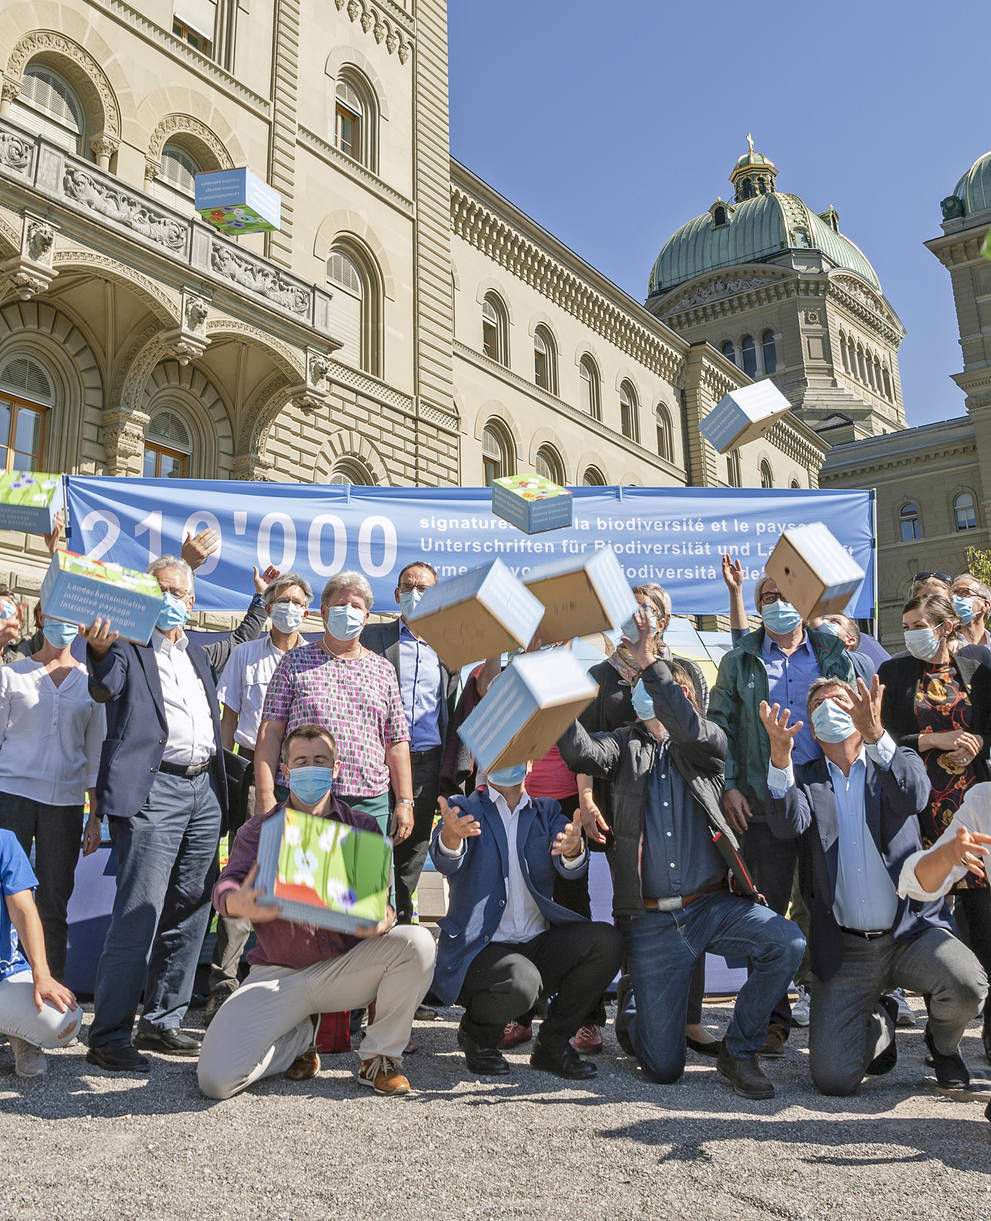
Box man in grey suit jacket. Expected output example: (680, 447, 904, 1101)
(361, 560, 459, 926)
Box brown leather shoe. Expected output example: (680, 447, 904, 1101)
(757, 1023, 788, 1057)
(285, 1047, 320, 1081)
(357, 1055, 411, 1096)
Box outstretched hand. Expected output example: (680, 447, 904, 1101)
(847, 675, 885, 744)
(620, 608, 657, 673)
(181, 528, 220, 571)
(721, 553, 743, 592)
(438, 795, 481, 851)
(945, 825, 991, 884)
(759, 700, 804, 769)
(551, 819, 584, 860)
(253, 565, 281, 594)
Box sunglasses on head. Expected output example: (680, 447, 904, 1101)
(913, 572, 951, 584)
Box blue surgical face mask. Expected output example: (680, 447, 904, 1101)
(0, 600, 16, 621)
(398, 589, 422, 620)
(811, 698, 855, 744)
(904, 626, 941, 661)
(816, 618, 841, 638)
(156, 592, 189, 631)
(762, 599, 803, 634)
(953, 595, 977, 626)
(488, 763, 527, 787)
(324, 603, 365, 641)
(43, 619, 78, 648)
(289, 765, 336, 806)
(630, 679, 656, 721)
(270, 601, 305, 633)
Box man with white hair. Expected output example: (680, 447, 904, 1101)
(83, 555, 272, 1072)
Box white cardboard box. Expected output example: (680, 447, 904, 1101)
(765, 522, 866, 619)
(524, 547, 637, 642)
(41, 551, 165, 644)
(699, 379, 792, 453)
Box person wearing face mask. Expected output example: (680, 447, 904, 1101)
(0, 607, 105, 984)
(951, 573, 991, 649)
(361, 561, 459, 930)
(82, 554, 272, 1072)
(559, 612, 801, 1099)
(709, 573, 854, 1055)
(761, 676, 986, 1096)
(198, 723, 435, 1099)
(203, 573, 315, 1025)
(429, 760, 621, 1081)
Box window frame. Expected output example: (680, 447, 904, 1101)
(954, 491, 978, 532)
(899, 501, 921, 542)
(482, 420, 513, 486)
(578, 354, 601, 420)
(761, 329, 777, 375)
(172, 16, 214, 58)
(741, 335, 757, 378)
(533, 325, 557, 395)
(0, 392, 49, 472)
(326, 242, 382, 377)
(332, 70, 377, 172)
(759, 459, 774, 490)
(534, 444, 564, 485)
(12, 63, 86, 155)
(655, 404, 673, 462)
(619, 380, 639, 443)
(481, 293, 509, 366)
(582, 466, 606, 486)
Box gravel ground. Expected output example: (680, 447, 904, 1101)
(1, 995, 989, 1220)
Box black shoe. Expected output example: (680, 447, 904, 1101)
(134, 1027, 203, 1057)
(530, 1036, 597, 1080)
(85, 1043, 150, 1073)
(924, 1024, 970, 1088)
(686, 1035, 722, 1059)
(457, 1028, 510, 1076)
(203, 987, 236, 1028)
(614, 974, 636, 1057)
(866, 994, 899, 1077)
(717, 1043, 774, 1100)
(983, 1003, 991, 1066)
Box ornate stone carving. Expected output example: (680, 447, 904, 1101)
(397, 41, 410, 64)
(347, 0, 361, 19)
(161, 291, 211, 365)
(185, 297, 209, 331)
(1, 77, 21, 109)
(309, 354, 331, 386)
(386, 31, 399, 54)
(204, 319, 303, 379)
(0, 213, 59, 300)
(62, 166, 188, 250)
(0, 129, 33, 176)
(361, 10, 375, 32)
(209, 242, 310, 317)
(666, 276, 769, 311)
(90, 134, 120, 167)
(147, 114, 235, 169)
(805, 310, 820, 324)
(25, 220, 53, 262)
(8, 31, 121, 139)
(336, 0, 410, 61)
(374, 19, 386, 41)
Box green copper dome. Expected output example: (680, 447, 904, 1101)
(648, 143, 882, 297)
(952, 151, 991, 215)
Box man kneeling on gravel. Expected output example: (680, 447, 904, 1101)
(197, 724, 436, 1099)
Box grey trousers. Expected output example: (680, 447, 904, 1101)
(809, 926, 988, 1096)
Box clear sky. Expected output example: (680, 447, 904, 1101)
(448, 0, 988, 428)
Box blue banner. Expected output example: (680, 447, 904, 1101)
(63, 478, 876, 618)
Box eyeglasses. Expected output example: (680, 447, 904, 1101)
(913, 572, 951, 584)
(159, 585, 190, 600)
(759, 591, 785, 606)
(399, 582, 433, 594)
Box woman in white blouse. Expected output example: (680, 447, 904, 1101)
(0, 609, 105, 981)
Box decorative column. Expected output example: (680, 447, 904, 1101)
(266, 0, 300, 267)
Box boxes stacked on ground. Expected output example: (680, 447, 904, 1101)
(0, 472, 64, 534)
(41, 551, 165, 644)
(524, 547, 637, 642)
(765, 522, 866, 619)
(255, 808, 392, 933)
(194, 168, 282, 234)
(458, 648, 598, 774)
(699, 379, 792, 453)
(405, 558, 544, 670)
(491, 473, 573, 534)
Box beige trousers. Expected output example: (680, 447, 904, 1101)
(197, 925, 435, 1100)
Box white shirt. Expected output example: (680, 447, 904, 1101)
(217, 634, 296, 749)
(898, 780, 991, 900)
(153, 630, 216, 765)
(0, 658, 105, 804)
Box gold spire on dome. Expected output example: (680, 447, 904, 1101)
(746, 132, 754, 154)
(730, 137, 778, 203)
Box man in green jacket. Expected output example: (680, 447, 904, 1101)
(708, 572, 854, 1052)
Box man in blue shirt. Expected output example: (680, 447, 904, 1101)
(762, 675, 986, 1096)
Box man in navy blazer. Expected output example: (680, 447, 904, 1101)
(82, 555, 269, 1072)
(429, 767, 622, 1079)
(762, 674, 986, 1096)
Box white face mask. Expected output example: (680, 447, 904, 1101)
(903, 626, 942, 661)
(270, 602, 306, 633)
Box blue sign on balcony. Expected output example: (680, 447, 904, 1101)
(194, 168, 281, 234)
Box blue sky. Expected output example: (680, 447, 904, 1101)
(448, 0, 988, 428)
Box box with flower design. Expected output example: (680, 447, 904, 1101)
(0, 471, 64, 535)
(40, 550, 165, 644)
(254, 808, 392, 933)
(491, 473, 573, 534)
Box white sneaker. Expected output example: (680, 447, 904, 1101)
(10, 1036, 46, 1078)
(791, 985, 811, 1027)
(888, 987, 916, 1027)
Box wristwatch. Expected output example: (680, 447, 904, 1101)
(396, 798, 414, 807)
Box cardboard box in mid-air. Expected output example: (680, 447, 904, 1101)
(699, 379, 791, 453)
(0, 472, 64, 535)
(765, 522, 865, 620)
(523, 547, 637, 643)
(491, 473, 573, 534)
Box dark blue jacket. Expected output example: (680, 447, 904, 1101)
(428, 788, 588, 1004)
(86, 601, 266, 826)
(765, 747, 951, 981)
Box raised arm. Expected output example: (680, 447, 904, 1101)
(203, 566, 276, 677)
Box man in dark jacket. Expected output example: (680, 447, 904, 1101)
(559, 614, 805, 1100)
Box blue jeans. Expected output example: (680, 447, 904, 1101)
(89, 771, 222, 1048)
(619, 890, 805, 1083)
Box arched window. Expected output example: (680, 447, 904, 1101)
(333, 71, 377, 171)
(582, 466, 605, 486)
(150, 140, 202, 214)
(721, 341, 736, 365)
(867, 354, 877, 391)
(578, 355, 601, 420)
(759, 459, 773, 489)
(327, 243, 382, 376)
(954, 491, 978, 532)
(790, 478, 801, 489)
(328, 456, 374, 486)
(840, 332, 851, 373)
(143, 408, 191, 479)
(534, 444, 564, 485)
(882, 365, 892, 399)
(857, 345, 867, 383)
(482, 421, 513, 486)
(713, 205, 728, 227)
(12, 64, 85, 154)
(873, 356, 884, 395)
(741, 335, 757, 378)
(0, 355, 53, 471)
(726, 449, 742, 488)
(655, 405, 673, 462)
(481, 293, 509, 366)
(899, 502, 921, 541)
(533, 326, 557, 394)
(619, 380, 639, 442)
(761, 330, 777, 374)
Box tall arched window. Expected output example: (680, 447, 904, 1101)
(840, 332, 851, 373)
(327, 243, 382, 376)
(655, 405, 673, 462)
(721, 341, 736, 365)
(533, 326, 557, 394)
(867, 354, 877, 391)
(11, 64, 85, 154)
(761, 330, 777, 374)
(328, 456, 374, 486)
(790, 478, 801, 489)
(482, 421, 513, 486)
(954, 491, 978, 532)
(857, 345, 867, 382)
(619, 380, 639, 442)
(333, 71, 377, 171)
(741, 335, 757, 378)
(481, 293, 509, 366)
(882, 365, 893, 399)
(534, 444, 564, 484)
(0, 355, 53, 471)
(579, 354, 601, 420)
(150, 140, 202, 214)
(759, 459, 773, 489)
(582, 466, 605, 486)
(143, 408, 191, 478)
(726, 449, 742, 488)
(900, 502, 921, 541)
